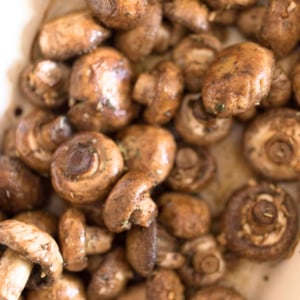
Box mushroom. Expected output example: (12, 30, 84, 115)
(202, 42, 275, 117)
(86, 0, 148, 30)
(236, 106, 257, 122)
(174, 94, 233, 145)
(117, 125, 176, 183)
(16, 109, 72, 175)
(244, 108, 300, 181)
(19, 60, 70, 110)
(166, 144, 216, 192)
(0, 219, 63, 300)
(202, 0, 256, 10)
(292, 60, 300, 106)
(223, 182, 298, 261)
(173, 33, 222, 92)
(153, 22, 172, 54)
(158, 192, 211, 239)
(117, 283, 146, 300)
(59, 208, 113, 271)
(39, 10, 111, 61)
(132, 61, 184, 124)
(191, 286, 244, 300)
(51, 131, 124, 204)
(208, 9, 237, 26)
(146, 268, 184, 300)
(2, 127, 18, 158)
(103, 171, 157, 233)
(27, 273, 86, 300)
(178, 235, 226, 287)
(88, 248, 133, 300)
(0, 156, 45, 214)
(163, 0, 209, 33)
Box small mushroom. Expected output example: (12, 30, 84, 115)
(19, 60, 70, 109)
(244, 108, 300, 181)
(0, 156, 45, 214)
(191, 286, 244, 300)
(88, 248, 133, 300)
(146, 268, 184, 300)
(202, 0, 256, 10)
(16, 109, 72, 175)
(163, 0, 209, 33)
(166, 144, 216, 192)
(173, 33, 222, 92)
(27, 273, 86, 300)
(202, 42, 275, 117)
(132, 61, 184, 124)
(178, 235, 226, 287)
(103, 171, 157, 233)
(86, 0, 148, 30)
(117, 283, 146, 300)
(158, 192, 211, 239)
(51, 131, 124, 204)
(223, 182, 298, 261)
(292, 61, 300, 106)
(174, 94, 233, 145)
(39, 10, 110, 61)
(59, 208, 113, 271)
(0, 219, 63, 300)
(117, 125, 176, 183)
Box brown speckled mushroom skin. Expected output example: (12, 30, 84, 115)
(202, 42, 275, 117)
(39, 10, 111, 61)
(202, 0, 256, 10)
(223, 182, 298, 261)
(191, 286, 244, 300)
(51, 131, 124, 204)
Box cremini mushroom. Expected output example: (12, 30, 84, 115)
(132, 61, 184, 124)
(191, 286, 244, 300)
(59, 208, 113, 271)
(51, 131, 124, 204)
(223, 182, 298, 261)
(39, 10, 111, 61)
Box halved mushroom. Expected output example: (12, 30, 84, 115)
(191, 286, 244, 300)
(223, 182, 298, 261)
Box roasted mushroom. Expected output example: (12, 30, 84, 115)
(51, 131, 124, 204)
(202, 0, 256, 10)
(223, 182, 298, 261)
(174, 94, 233, 145)
(39, 10, 110, 61)
(117, 283, 146, 300)
(208, 9, 237, 26)
(244, 108, 300, 181)
(202, 42, 275, 117)
(191, 286, 244, 300)
(59, 208, 113, 271)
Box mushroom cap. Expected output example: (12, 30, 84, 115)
(244, 108, 300, 181)
(191, 285, 244, 300)
(51, 131, 124, 204)
(0, 220, 63, 287)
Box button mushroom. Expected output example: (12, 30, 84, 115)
(223, 182, 298, 261)
(51, 131, 124, 204)
(191, 285, 244, 300)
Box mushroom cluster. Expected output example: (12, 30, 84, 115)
(1, 0, 300, 299)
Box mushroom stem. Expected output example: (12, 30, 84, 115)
(0, 248, 33, 300)
(85, 227, 112, 255)
(133, 73, 157, 105)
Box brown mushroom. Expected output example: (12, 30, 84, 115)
(174, 94, 233, 145)
(117, 125, 176, 183)
(19, 60, 70, 109)
(208, 9, 237, 26)
(178, 235, 226, 287)
(236, 106, 257, 122)
(260, 0, 300, 58)
(0, 156, 45, 214)
(59, 208, 113, 271)
(103, 171, 157, 233)
(163, 0, 209, 33)
(51, 131, 124, 204)
(146, 268, 184, 300)
(173, 33, 222, 92)
(158, 192, 211, 239)
(0, 219, 63, 300)
(88, 248, 133, 300)
(223, 182, 298, 261)
(86, 0, 148, 30)
(292, 61, 300, 106)
(166, 144, 216, 192)
(27, 273, 86, 300)
(133, 61, 184, 124)
(191, 286, 244, 300)
(244, 108, 300, 181)
(2, 127, 18, 158)
(16, 109, 72, 175)
(117, 283, 146, 300)
(153, 22, 172, 53)
(202, 42, 275, 117)
(202, 0, 256, 10)
(39, 10, 111, 61)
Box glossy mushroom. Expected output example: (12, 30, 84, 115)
(191, 286, 244, 300)
(51, 131, 124, 204)
(223, 182, 298, 261)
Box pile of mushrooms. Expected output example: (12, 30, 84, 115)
(1, 0, 300, 299)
